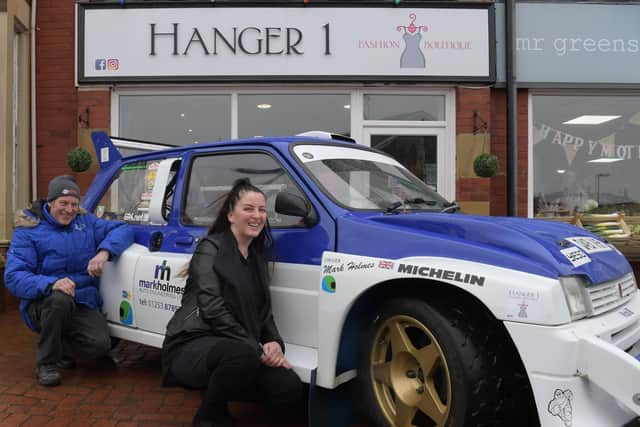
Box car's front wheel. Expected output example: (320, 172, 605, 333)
(359, 297, 511, 427)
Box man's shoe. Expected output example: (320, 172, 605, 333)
(56, 356, 76, 369)
(36, 364, 62, 386)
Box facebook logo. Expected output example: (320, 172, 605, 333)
(95, 59, 106, 71)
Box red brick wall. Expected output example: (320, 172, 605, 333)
(490, 89, 529, 217)
(77, 91, 111, 191)
(457, 177, 490, 201)
(36, 2, 112, 196)
(456, 87, 491, 134)
(455, 87, 492, 204)
(36, 0, 78, 198)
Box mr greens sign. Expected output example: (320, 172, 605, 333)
(495, 3, 640, 85)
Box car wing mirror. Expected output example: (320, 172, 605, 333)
(275, 192, 318, 226)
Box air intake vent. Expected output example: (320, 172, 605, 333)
(587, 273, 637, 316)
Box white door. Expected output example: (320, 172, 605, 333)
(363, 128, 454, 201)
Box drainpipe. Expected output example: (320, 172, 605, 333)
(506, 0, 518, 216)
(30, 0, 37, 199)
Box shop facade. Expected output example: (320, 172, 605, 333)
(45, 1, 500, 216)
(27, 1, 640, 220)
(495, 2, 640, 261)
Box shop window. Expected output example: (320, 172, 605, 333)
(182, 152, 312, 228)
(238, 94, 350, 138)
(371, 135, 438, 190)
(532, 95, 640, 217)
(119, 95, 231, 145)
(364, 94, 445, 121)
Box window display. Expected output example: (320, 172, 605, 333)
(532, 94, 640, 217)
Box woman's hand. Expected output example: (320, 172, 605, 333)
(260, 341, 291, 369)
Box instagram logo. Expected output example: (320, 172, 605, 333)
(107, 59, 119, 70)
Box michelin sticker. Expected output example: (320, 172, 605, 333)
(547, 388, 573, 427)
(560, 246, 591, 267)
(565, 236, 611, 254)
(396, 263, 485, 287)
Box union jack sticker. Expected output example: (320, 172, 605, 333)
(378, 260, 394, 270)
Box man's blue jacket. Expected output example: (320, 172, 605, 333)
(4, 200, 134, 331)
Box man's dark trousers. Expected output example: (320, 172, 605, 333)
(27, 291, 112, 366)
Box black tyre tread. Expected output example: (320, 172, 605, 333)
(358, 297, 536, 427)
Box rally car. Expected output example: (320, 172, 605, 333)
(86, 130, 640, 427)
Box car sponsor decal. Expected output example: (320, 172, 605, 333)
(322, 275, 336, 293)
(396, 263, 485, 286)
(619, 307, 634, 318)
(138, 260, 185, 300)
(560, 246, 591, 267)
(120, 290, 133, 325)
(564, 236, 612, 254)
(517, 301, 529, 318)
(346, 261, 375, 271)
(378, 260, 394, 270)
(508, 289, 540, 300)
(547, 388, 573, 427)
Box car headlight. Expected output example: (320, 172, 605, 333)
(559, 276, 592, 320)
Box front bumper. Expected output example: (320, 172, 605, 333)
(505, 291, 640, 427)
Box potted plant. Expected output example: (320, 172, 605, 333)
(473, 153, 499, 178)
(67, 147, 93, 173)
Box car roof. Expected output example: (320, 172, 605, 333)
(119, 135, 362, 161)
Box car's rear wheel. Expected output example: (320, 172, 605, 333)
(359, 297, 512, 427)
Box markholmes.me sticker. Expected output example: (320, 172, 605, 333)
(560, 246, 591, 267)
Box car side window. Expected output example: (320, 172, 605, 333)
(94, 160, 166, 225)
(182, 152, 312, 228)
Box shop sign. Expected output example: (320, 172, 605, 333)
(78, 4, 493, 83)
(495, 3, 640, 84)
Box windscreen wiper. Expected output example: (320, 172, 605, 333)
(385, 198, 437, 213)
(440, 200, 460, 213)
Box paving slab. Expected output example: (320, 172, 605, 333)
(0, 310, 371, 427)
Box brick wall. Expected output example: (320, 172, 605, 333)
(455, 87, 493, 210)
(36, 0, 78, 198)
(76, 90, 111, 191)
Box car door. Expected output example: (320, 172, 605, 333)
(179, 147, 335, 348)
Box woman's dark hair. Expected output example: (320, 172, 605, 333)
(208, 178, 273, 257)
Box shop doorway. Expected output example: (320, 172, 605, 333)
(363, 128, 452, 200)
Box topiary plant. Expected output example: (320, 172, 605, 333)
(473, 153, 499, 178)
(67, 147, 93, 172)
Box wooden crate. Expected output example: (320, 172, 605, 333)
(580, 213, 631, 240)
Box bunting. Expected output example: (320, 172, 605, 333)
(534, 123, 638, 165)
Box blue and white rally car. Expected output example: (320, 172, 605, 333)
(86, 131, 640, 427)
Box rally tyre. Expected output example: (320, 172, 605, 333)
(359, 297, 508, 427)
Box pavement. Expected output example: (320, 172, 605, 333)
(0, 309, 370, 427)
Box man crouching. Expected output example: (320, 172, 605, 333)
(4, 175, 133, 386)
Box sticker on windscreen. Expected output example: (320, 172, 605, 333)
(560, 246, 591, 267)
(564, 236, 612, 254)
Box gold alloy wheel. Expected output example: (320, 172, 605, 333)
(370, 314, 452, 427)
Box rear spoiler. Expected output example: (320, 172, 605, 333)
(91, 131, 123, 171)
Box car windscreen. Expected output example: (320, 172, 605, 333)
(293, 144, 449, 211)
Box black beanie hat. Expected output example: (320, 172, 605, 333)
(47, 175, 81, 201)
